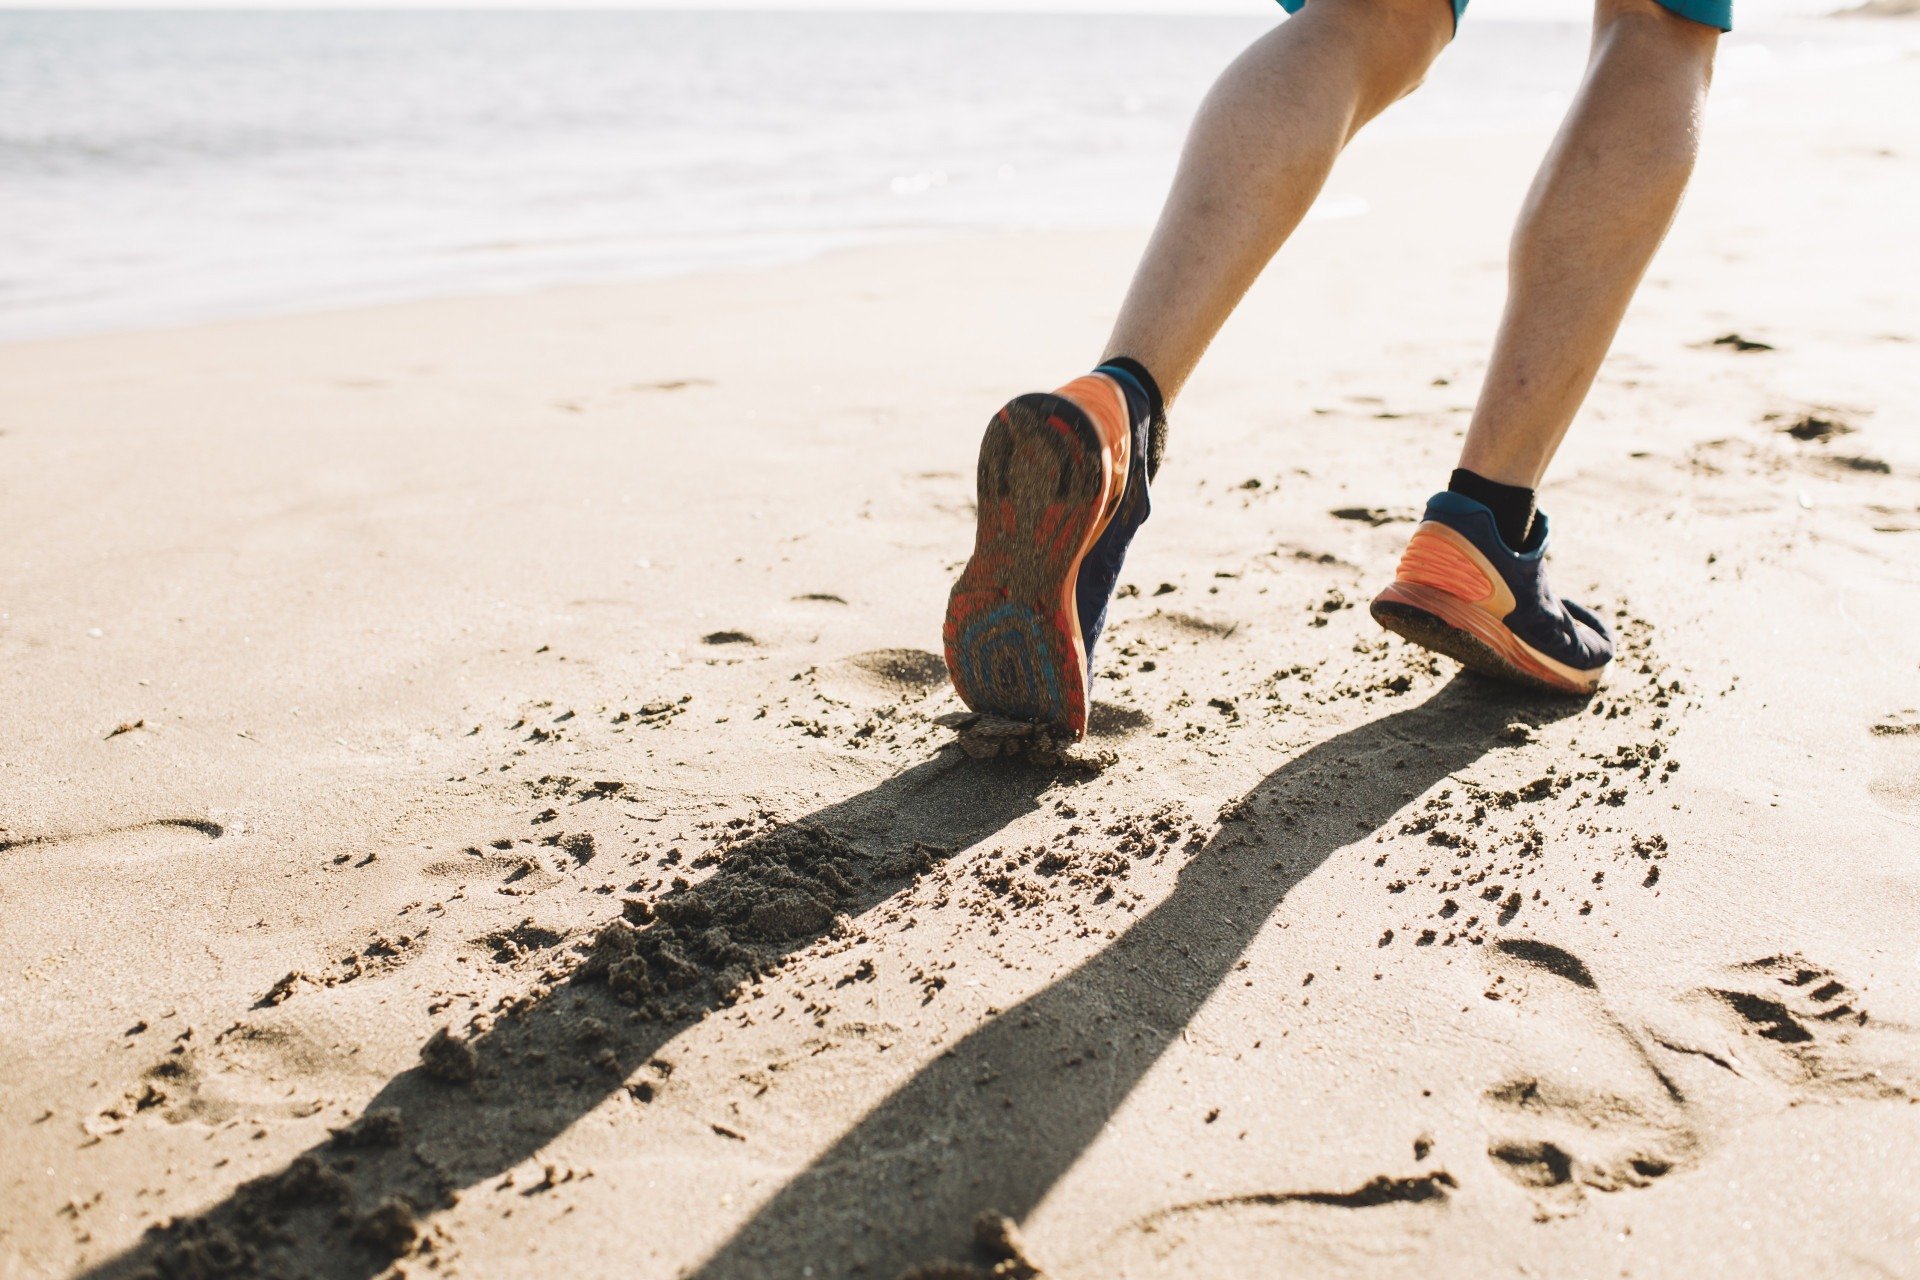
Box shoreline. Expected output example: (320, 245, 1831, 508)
(3, 13, 1912, 350)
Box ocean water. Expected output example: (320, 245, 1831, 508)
(0, 9, 1903, 341)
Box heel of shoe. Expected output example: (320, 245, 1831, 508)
(943, 393, 1115, 737)
(1394, 525, 1500, 606)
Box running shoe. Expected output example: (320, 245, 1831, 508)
(943, 372, 1151, 739)
(1370, 491, 1612, 695)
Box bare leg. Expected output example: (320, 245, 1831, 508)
(1101, 0, 1454, 403)
(1457, 0, 1718, 488)
(947, 0, 1446, 736)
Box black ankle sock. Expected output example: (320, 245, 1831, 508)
(1449, 468, 1536, 550)
(1094, 356, 1166, 480)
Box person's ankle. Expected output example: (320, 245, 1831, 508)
(1448, 467, 1537, 550)
(1093, 356, 1165, 479)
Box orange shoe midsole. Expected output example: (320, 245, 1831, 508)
(1380, 524, 1601, 693)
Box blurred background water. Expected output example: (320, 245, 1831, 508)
(0, 9, 1906, 341)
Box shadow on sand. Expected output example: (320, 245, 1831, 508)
(89, 676, 1572, 1280)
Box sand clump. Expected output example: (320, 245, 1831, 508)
(420, 1027, 478, 1083)
(893, 1211, 1047, 1279)
(583, 817, 873, 1018)
(939, 711, 1116, 771)
(329, 1107, 407, 1149)
(351, 1195, 420, 1258)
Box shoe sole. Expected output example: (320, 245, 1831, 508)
(1371, 524, 1604, 697)
(943, 392, 1118, 739)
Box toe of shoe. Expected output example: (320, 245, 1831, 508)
(1561, 599, 1615, 667)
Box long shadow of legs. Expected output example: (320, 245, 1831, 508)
(84, 752, 1055, 1280)
(689, 677, 1581, 1278)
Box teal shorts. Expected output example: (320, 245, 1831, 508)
(1274, 0, 1732, 32)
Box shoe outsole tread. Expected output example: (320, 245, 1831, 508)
(1370, 599, 1593, 697)
(943, 393, 1114, 738)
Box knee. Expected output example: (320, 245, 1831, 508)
(1593, 0, 1721, 75)
(1318, 0, 1455, 109)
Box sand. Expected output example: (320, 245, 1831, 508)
(2, 43, 1918, 1280)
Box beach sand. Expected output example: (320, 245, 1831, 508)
(2, 45, 1917, 1280)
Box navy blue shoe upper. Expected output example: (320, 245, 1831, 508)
(1074, 366, 1155, 662)
(1419, 490, 1613, 673)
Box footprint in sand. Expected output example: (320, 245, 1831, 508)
(0, 817, 224, 861)
(1868, 712, 1920, 816)
(1479, 939, 1701, 1212)
(1674, 953, 1916, 1102)
(255, 923, 434, 1011)
(810, 648, 948, 709)
(422, 843, 529, 881)
(1480, 939, 1916, 1215)
(470, 918, 572, 970)
(116, 1021, 365, 1133)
